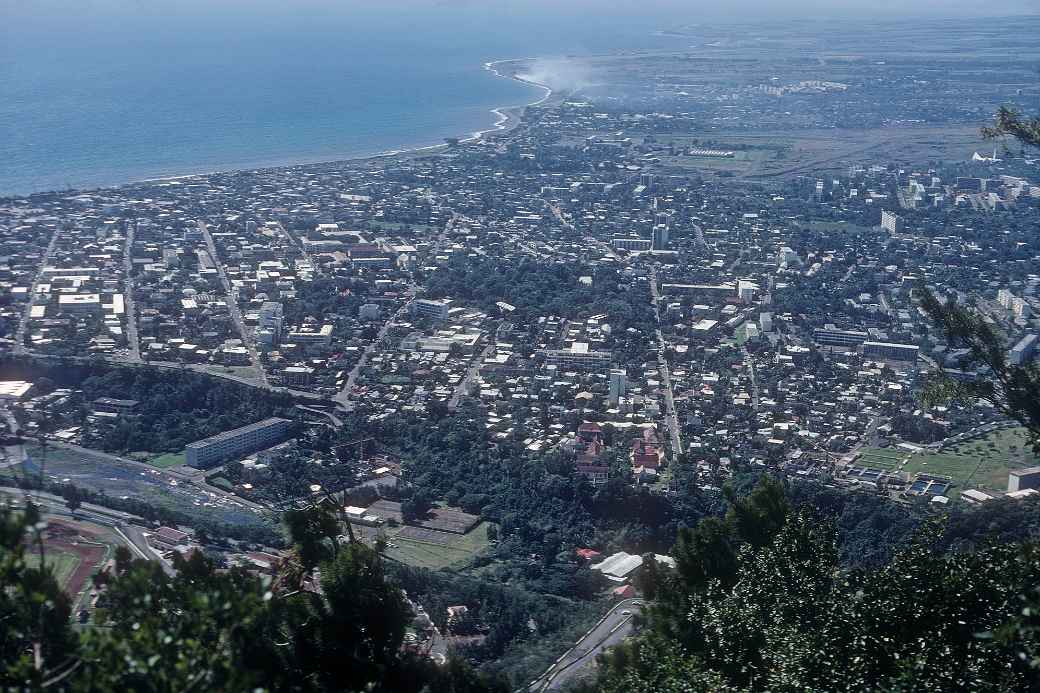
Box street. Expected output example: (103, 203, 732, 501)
(523, 598, 644, 692)
(198, 220, 269, 386)
(649, 267, 682, 459)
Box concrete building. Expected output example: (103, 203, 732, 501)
(412, 298, 452, 321)
(1008, 466, 1040, 493)
(543, 342, 612, 371)
(881, 210, 905, 234)
(814, 325, 869, 347)
(759, 312, 773, 332)
(651, 224, 669, 250)
(58, 294, 102, 314)
(608, 369, 627, 406)
(257, 301, 284, 346)
(185, 417, 295, 468)
(1010, 334, 1038, 366)
(862, 341, 920, 362)
(611, 236, 652, 252)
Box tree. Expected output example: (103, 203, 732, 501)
(983, 105, 1040, 149)
(0, 503, 75, 689)
(597, 505, 1040, 692)
(1, 500, 507, 692)
(919, 290, 1040, 453)
(62, 485, 82, 516)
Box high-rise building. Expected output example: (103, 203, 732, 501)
(881, 210, 904, 234)
(257, 301, 284, 346)
(652, 224, 670, 250)
(608, 369, 627, 406)
(1010, 334, 1038, 366)
(759, 312, 773, 333)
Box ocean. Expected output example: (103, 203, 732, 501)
(0, 2, 672, 197)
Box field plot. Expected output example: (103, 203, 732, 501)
(855, 447, 909, 472)
(355, 521, 491, 571)
(386, 522, 490, 570)
(149, 452, 187, 468)
(25, 519, 113, 606)
(904, 427, 1036, 495)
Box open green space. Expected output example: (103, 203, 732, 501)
(859, 428, 1036, 498)
(383, 522, 491, 571)
(25, 550, 80, 588)
(148, 452, 187, 468)
(855, 447, 909, 471)
(904, 427, 1036, 495)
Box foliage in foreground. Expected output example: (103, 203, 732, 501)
(585, 478, 1040, 692)
(0, 502, 507, 692)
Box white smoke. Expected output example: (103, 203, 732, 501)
(514, 58, 594, 94)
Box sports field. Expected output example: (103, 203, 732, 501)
(858, 427, 1036, 497)
(360, 521, 491, 570)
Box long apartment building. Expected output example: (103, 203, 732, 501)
(542, 342, 612, 371)
(185, 417, 295, 468)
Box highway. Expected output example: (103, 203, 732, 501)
(522, 598, 644, 692)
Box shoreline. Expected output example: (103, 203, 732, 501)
(3, 58, 554, 199)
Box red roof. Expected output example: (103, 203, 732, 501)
(612, 584, 636, 598)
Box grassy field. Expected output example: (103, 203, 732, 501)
(904, 427, 1036, 495)
(855, 447, 910, 471)
(858, 427, 1036, 497)
(149, 452, 187, 468)
(383, 522, 491, 570)
(25, 550, 80, 587)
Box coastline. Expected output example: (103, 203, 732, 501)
(4, 58, 555, 199)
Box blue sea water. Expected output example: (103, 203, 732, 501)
(0, 1, 673, 197)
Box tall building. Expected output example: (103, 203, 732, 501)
(777, 246, 800, 269)
(1010, 334, 1038, 366)
(257, 301, 284, 346)
(608, 369, 627, 406)
(652, 224, 670, 250)
(881, 210, 904, 234)
(862, 341, 919, 362)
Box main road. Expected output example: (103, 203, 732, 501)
(521, 598, 644, 692)
(199, 220, 268, 387)
(122, 220, 142, 361)
(649, 267, 682, 459)
(13, 226, 62, 355)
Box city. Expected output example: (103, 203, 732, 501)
(2, 11, 1040, 692)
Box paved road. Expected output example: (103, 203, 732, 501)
(450, 345, 492, 410)
(335, 298, 413, 411)
(743, 345, 760, 412)
(649, 268, 682, 459)
(13, 226, 62, 355)
(199, 220, 268, 386)
(523, 599, 644, 692)
(123, 221, 142, 361)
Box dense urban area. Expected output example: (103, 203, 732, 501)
(3, 16, 1040, 692)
